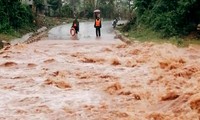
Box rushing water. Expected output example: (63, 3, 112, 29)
(0, 20, 199, 120)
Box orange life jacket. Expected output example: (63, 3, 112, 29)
(95, 19, 101, 27)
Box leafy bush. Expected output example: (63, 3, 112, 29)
(61, 4, 73, 17)
(84, 2, 95, 19)
(133, 0, 200, 37)
(0, 0, 33, 33)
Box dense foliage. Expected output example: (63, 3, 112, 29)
(53, 0, 130, 19)
(34, 0, 44, 14)
(98, 0, 115, 18)
(0, 0, 33, 33)
(61, 4, 73, 17)
(34, 0, 131, 19)
(133, 0, 200, 37)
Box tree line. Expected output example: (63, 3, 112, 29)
(127, 0, 200, 37)
(0, 0, 131, 33)
(0, 0, 33, 33)
(36, 0, 131, 19)
(1, 0, 199, 38)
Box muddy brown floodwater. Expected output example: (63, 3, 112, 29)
(0, 21, 200, 120)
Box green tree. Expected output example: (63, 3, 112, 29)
(33, 0, 44, 14)
(83, 1, 95, 18)
(69, 0, 80, 15)
(98, 0, 115, 18)
(48, 0, 61, 16)
(0, 0, 33, 32)
(0, 0, 10, 31)
(61, 4, 73, 17)
(133, 0, 200, 37)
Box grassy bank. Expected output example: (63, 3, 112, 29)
(119, 25, 200, 47)
(0, 25, 38, 42)
(0, 17, 75, 42)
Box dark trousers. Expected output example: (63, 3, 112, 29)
(96, 28, 101, 37)
(75, 29, 78, 34)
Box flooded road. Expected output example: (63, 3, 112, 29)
(0, 21, 200, 120)
(48, 21, 116, 40)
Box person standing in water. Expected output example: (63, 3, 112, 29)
(71, 18, 79, 35)
(94, 17, 102, 37)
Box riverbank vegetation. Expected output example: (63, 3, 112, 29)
(121, 0, 200, 46)
(0, 0, 130, 41)
(0, 0, 35, 41)
(1, 0, 200, 46)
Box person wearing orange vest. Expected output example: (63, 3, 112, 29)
(94, 17, 102, 37)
